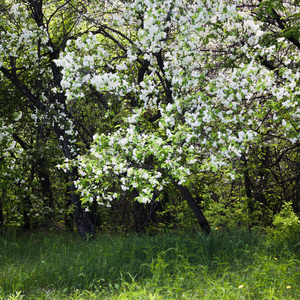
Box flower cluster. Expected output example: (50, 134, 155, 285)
(56, 0, 300, 207)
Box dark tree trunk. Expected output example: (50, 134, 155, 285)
(23, 167, 35, 231)
(241, 153, 255, 226)
(0, 189, 5, 229)
(23, 195, 32, 231)
(148, 200, 159, 227)
(67, 169, 95, 239)
(121, 200, 130, 230)
(0, 201, 4, 227)
(132, 189, 145, 234)
(294, 174, 300, 215)
(133, 201, 145, 233)
(65, 183, 74, 231)
(173, 183, 211, 235)
(38, 168, 54, 224)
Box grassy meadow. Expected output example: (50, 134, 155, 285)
(0, 228, 299, 299)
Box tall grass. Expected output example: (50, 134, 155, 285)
(0, 228, 299, 299)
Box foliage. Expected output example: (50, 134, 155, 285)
(1, 0, 300, 235)
(269, 202, 300, 244)
(56, 0, 300, 233)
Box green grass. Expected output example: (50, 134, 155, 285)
(0, 228, 299, 299)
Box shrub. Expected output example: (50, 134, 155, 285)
(269, 202, 300, 244)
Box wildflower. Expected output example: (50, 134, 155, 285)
(238, 285, 244, 289)
(215, 227, 219, 230)
(275, 258, 278, 260)
(286, 286, 291, 289)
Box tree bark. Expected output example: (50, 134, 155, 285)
(0, 200, 4, 228)
(173, 182, 211, 235)
(133, 201, 145, 233)
(38, 169, 54, 223)
(67, 169, 95, 239)
(241, 153, 255, 228)
(132, 189, 145, 234)
(65, 182, 74, 231)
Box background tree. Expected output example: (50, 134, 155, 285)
(1, 0, 299, 236)
(0, 0, 102, 237)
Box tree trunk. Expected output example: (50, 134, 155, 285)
(132, 189, 145, 234)
(0, 201, 4, 227)
(133, 201, 145, 233)
(67, 169, 95, 239)
(241, 153, 255, 228)
(23, 195, 31, 231)
(173, 182, 211, 235)
(148, 199, 159, 227)
(23, 167, 35, 231)
(38, 168, 54, 225)
(65, 183, 74, 231)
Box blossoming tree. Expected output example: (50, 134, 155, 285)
(0, 0, 101, 237)
(1, 0, 300, 235)
(55, 0, 300, 234)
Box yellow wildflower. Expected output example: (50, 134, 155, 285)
(238, 285, 244, 289)
(286, 286, 291, 289)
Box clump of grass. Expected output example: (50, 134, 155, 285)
(0, 228, 299, 299)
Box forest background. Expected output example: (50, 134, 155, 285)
(1, 0, 300, 240)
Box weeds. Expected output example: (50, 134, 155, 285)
(0, 229, 299, 299)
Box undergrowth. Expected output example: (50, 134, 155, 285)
(0, 228, 299, 299)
